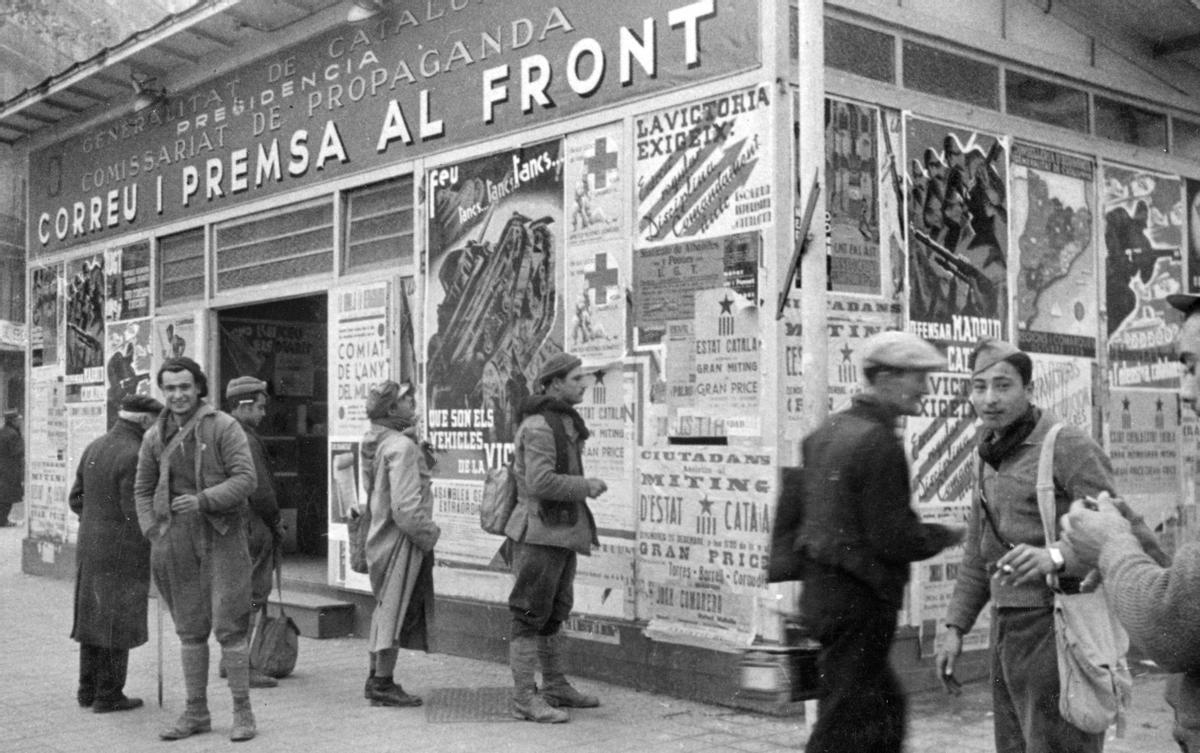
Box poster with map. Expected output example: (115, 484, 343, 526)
(1102, 164, 1184, 390)
(1012, 144, 1098, 357)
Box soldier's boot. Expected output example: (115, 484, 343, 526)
(510, 637, 568, 723)
(537, 633, 599, 708)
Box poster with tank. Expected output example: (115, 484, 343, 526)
(64, 255, 106, 404)
(904, 117, 1008, 364)
(425, 139, 565, 482)
(1103, 164, 1185, 390)
(424, 140, 565, 595)
(104, 319, 152, 428)
(30, 263, 62, 369)
(1011, 143, 1098, 357)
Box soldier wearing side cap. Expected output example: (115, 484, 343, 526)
(797, 331, 965, 753)
(1060, 292, 1200, 752)
(69, 394, 163, 713)
(935, 338, 1166, 753)
(225, 376, 282, 689)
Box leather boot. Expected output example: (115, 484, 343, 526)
(160, 643, 211, 740)
(538, 634, 599, 708)
(160, 700, 211, 740)
(249, 668, 278, 688)
(510, 637, 568, 723)
(366, 676, 422, 707)
(78, 644, 99, 708)
(230, 696, 256, 742)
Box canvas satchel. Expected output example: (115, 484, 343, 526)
(346, 503, 370, 574)
(1035, 423, 1132, 736)
(480, 462, 518, 535)
(249, 558, 300, 678)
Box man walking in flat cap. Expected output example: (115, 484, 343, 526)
(798, 330, 964, 753)
(0, 408, 23, 526)
(504, 352, 607, 724)
(134, 357, 259, 742)
(935, 338, 1166, 753)
(70, 394, 164, 713)
(226, 376, 282, 689)
(1060, 291, 1200, 752)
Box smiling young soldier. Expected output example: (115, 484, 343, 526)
(935, 338, 1166, 753)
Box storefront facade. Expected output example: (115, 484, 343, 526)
(10, 0, 1200, 705)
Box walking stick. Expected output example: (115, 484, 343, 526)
(156, 590, 163, 707)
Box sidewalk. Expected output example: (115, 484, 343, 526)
(0, 522, 1178, 752)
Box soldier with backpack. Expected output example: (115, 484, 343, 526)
(503, 352, 607, 724)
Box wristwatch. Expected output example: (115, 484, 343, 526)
(1047, 546, 1066, 573)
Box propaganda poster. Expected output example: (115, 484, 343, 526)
(1108, 389, 1180, 530)
(826, 98, 882, 296)
(1011, 144, 1098, 357)
(635, 83, 775, 247)
(64, 255, 105, 403)
(1103, 164, 1184, 390)
(104, 319, 152, 428)
(31, 263, 62, 368)
(104, 242, 151, 322)
(905, 117, 1007, 365)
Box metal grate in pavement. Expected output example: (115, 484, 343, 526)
(424, 686, 520, 723)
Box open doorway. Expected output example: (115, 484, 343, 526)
(216, 294, 327, 582)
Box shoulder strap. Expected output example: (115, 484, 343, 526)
(1036, 423, 1065, 589)
(542, 411, 572, 474)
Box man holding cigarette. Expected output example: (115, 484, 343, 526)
(935, 338, 1166, 753)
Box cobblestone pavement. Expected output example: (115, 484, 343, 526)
(0, 520, 1178, 752)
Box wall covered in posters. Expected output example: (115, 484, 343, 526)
(1102, 164, 1184, 390)
(26, 373, 67, 542)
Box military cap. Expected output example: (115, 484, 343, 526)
(536, 352, 583, 385)
(861, 331, 946, 371)
(121, 394, 164, 414)
(225, 375, 268, 401)
(365, 380, 414, 419)
(968, 337, 1023, 375)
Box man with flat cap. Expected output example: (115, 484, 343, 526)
(935, 338, 1166, 753)
(797, 330, 965, 753)
(225, 376, 282, 689)
(134, 356, 259, 742)
(504, 352, 607, 724)
(1061, 292, 1200, 752)
(0, 407, 23, 526)
(70, 394, 164, 713)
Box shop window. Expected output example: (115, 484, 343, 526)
(826, 19, 894, 83)
(902, 40, 999, 110)
(343, 175, 414, 273)
(1173, 117, 1200, 161)
(214, 199, 334, 291)
(157, 228, 205, 306)
(1094, 95, 1166, 151)
(1005, 71, 1088, 133)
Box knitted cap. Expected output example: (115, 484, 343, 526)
(535, 352, 583, 385)
(121, 394, 164, 414)
(225, 375, 268, 401)
(860, 331, 946, 371)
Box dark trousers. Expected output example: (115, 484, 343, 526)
(507, 542, 575, 638)
(802, 571, 905, 753)
(246, 514, 275, 608)
(992, 607, 1104, 753)
(78, 644, 130, 704)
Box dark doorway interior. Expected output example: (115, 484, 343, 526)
(216, 295, 328, 564)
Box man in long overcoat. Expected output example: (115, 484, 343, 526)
(0, 408, 23, 526)
(70, 394, 163, 712)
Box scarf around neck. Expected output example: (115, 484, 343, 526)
(978, 404, 1041, 470)
(517, 395, 590, 441)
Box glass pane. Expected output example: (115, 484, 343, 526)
(157, 228, 204, 305)
(1094, 96, 1166, 150)
(903, 40, 998, 110)
(344, 175, 414, 272)
(1005, 71, 1088, 133)
(1174, 118, 1200, 161)
(214, 200, 334, 291)
(825, 19, 894, 83)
